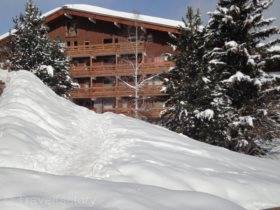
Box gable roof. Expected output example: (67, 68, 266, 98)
(0, 4, 183, 41)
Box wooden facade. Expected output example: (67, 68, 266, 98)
(0, 5, 180, 120)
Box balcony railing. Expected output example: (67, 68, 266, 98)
(66, 42, 145, 57)
(70, 61, 174, 77)
(70, 85, 165, 98)
(92, 107, 163, 119)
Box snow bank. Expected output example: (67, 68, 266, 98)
(0, 70, 280, 210)
(0, 168, 244, 210)
(0, 69, 8, 82)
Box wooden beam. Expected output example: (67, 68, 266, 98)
(64, 13, 73, 19)
(88, 17, 96, 24)
(62, 8, 180, 34)
(141, 26, 147, 33)
(114, 22, 121, 28)
(168, 32, 176, 38)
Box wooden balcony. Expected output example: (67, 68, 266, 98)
(70, 85, 165, 98)
(66, 42, 145, 57)
(70, 61, 174, 78)
(94, 107, 163, 119)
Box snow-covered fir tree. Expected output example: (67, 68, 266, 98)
(8, 0, 51, 78)
(8, 0, 76, 97)
(46, 40, 78, 97)
(162, 8, 218, 142)
(203, 0, 280, 155)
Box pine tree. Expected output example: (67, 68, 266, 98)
(8, 0, 76, 97)
(47, 40, 77, 97)
(162, 8, 220, 143)
(8, 0, 51, 78)
(203, 0, 280, 155)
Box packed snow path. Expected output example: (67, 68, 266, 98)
(0, 70, 280, 210)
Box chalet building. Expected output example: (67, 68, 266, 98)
(0, 4, 183, 120)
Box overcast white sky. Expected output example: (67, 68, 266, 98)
(0, 0, 279, 35)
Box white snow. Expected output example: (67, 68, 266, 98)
(248, 58, 256, 66)
(0, 29, 16, 41)
(0, 70, 280, 210)
(0, 7, 61, 41)
(39, 65, 54, 77)
(269, 71, 280, 77)
(234, 116, 255, 127)
(64, 4, 184, 28)
(225, 41, 238, 48)
(271, 55, 280, 59)
(0, 168, 244, 210)
(209, 59, 226, 65)
(0, 69, 8, 82)
(160, 86, 167, 93)
(229, 5, 240, 13)
(195, 109, 214, 120)
(269, 45, 280, 52)
(223, 71, 252, 83)
(202, 76, 211, 84)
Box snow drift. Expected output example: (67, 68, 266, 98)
(0, 70, 280, 210)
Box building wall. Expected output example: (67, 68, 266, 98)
(47, 16, 173, 60)
(45, 14, 175, 120)
(0, 11, 176, 120)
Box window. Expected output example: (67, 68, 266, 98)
(74, 41, 78, 46)
(103, 77, 115, 85)
(140, 35, 146, 41)
(147, 34, 153, 42)
(128, 36, 136, 42)
(103, 98, 116, 109)
(84, 41, 90, 46)
(103, 38, 113, 44)
(66, 21, 77, 36)
(67, 41, 71, 47)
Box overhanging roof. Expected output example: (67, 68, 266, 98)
(0, 4, 183, 41)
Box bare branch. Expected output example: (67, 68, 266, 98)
(117, 77, 136, 90)
(139, 74, 160, 87)
(119, 58, 135, 70)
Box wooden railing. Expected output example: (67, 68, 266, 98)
(70, 85, 165, 98)
(93, 107, 163, 119)
(70, 61, 174, 77)
(66, 42, 145, 57)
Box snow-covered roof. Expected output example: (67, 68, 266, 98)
(0, 7, 61, 41)
(0, 29, 16, 41)
(63, 4, 183, 28)
(0, 4, 183, 41)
